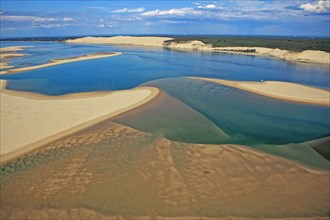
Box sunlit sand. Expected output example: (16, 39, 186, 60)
(2, 52, 122, 74)
(191, 77, 330, 105)
(0, 87, 159, 163)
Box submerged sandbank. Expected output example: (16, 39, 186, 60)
(66, 36, 174, 47)
(1, 52, 122, 74)
(191, 77, 330, 105)
(0, 87, 159, 163)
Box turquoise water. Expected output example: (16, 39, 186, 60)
(1, 41, 329, 167)
(116, 77, 330, 145)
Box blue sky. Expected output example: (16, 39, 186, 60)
(1, 0, 329, 37)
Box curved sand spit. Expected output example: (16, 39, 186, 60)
(191, 77, 330, 105)
(1, 52, 122, 74)
(0, 87, 159, 163)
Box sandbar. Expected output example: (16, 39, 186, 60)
(0, 87, 159, 163)
(2, 52, 122, 74)
(0, 62, 12, 69)
(66, 36, 174, 47)
(191, 77, 330, 105)
(0, 46, 31, 53)
(0, 46, 30, 60)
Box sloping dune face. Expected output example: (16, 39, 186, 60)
(0, 121, 329, 219)
(66, 36, 174, 47)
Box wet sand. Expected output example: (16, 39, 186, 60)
(0, 87, 159, 163)
(1, 52, 122, 74)
(191, 77, 330, 105)
(0, 121, 328, 219)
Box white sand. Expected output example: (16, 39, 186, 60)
(2, 52, 121, 74)
(191, 77, 330, 105)
(66, 36, 174, 47)
(0, 46, 31, 53)
(0, 87, 159, 162)
(215, 47, 330, 65)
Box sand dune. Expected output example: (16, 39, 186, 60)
(67, 36, 174, 47)
(0, 87, 159, 163)
(191, 77, 330, 105)
(66, 36, 330, 65)
(0, 121, 329, 219)
(214, 46, 330, 65)
(1, 52, 121, 74)
(164, 40, 212, 50)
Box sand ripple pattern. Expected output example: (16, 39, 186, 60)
(1, 121, 329, 219)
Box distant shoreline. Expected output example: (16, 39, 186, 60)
(65, 36, 330, 65)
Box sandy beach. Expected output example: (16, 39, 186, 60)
(0, 87, 159, 163)
(191, 77, 330, 105)
(66, 36, 174, 47)
(1, 52, 122, 74)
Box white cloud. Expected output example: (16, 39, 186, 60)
(141, 7, 202, 17)
(112, 7, 145, 13)
(300, 0, 330, 13)
(197, 4, 217, 9)
(63, 17, 74, 22)
(0, 15, 55, 22)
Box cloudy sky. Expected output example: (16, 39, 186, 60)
(1, 0, 329, 37)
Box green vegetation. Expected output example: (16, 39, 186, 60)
(168, 36, 330, 52)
